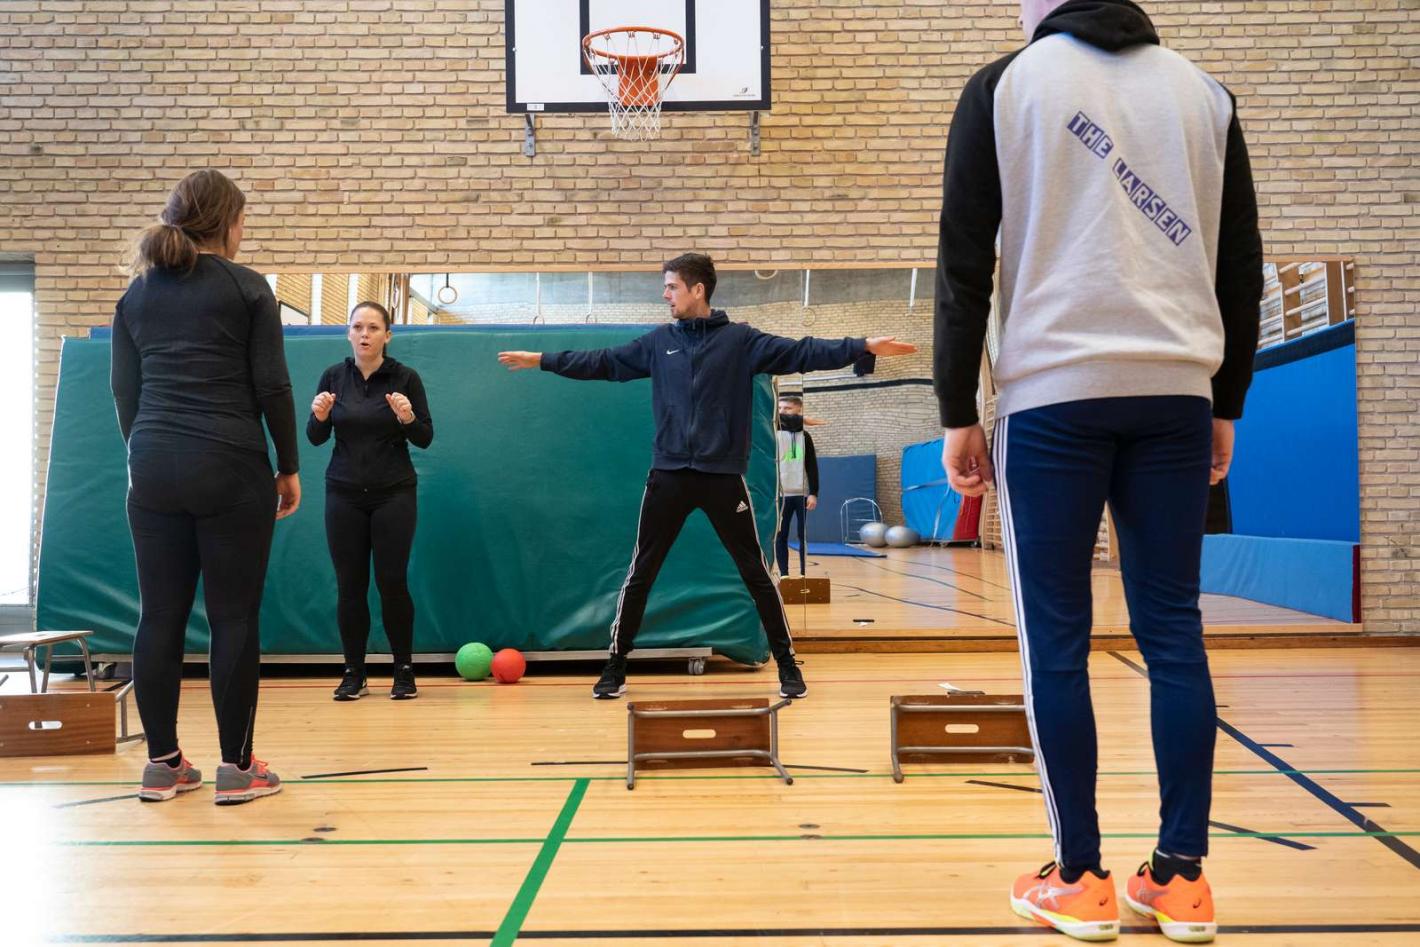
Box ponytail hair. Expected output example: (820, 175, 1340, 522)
(126, 169, 246, 278)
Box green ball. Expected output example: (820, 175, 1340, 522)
(455, 642, 493, 681)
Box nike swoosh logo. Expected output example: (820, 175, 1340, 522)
(666, 349, 680, 355)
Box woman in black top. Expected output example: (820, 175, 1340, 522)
(111, 169, 299, 805)
(307, 301, 433, 701)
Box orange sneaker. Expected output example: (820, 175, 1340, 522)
(1010, 861, 1119, 942)
(1125, 859, 1216, 943)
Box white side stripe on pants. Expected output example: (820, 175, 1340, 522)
(607, 481, 651, 655)
(995, 414, 1065, 863)
(740, 475, 794, 654)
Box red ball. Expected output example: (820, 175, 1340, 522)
(490, 648, 526, 684)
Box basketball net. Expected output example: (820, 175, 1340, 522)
(582, 27, 685, 141)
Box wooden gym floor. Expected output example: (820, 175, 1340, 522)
(785, 547, 1371, 651)
(2, 648, 1419, 945)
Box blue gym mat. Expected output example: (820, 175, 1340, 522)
(789, 540, 886, 558)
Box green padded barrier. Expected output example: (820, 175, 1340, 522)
(37, 327, 780, 665)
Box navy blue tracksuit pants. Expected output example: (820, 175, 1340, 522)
(995, 396, 1216, 869)
(776, 494, 808, 576)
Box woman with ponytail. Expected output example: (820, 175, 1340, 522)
(307, 301, 433, 701)
(112, 169, 300, 805)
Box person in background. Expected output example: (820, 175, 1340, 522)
(774, 393, 820, 577)
(499, 252, 916, 701)
(308, 301, 433, 702)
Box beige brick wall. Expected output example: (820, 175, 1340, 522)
(319, 274, 348, 326)
(1, 1, 1415, 628)
(274, 273, 313, 321)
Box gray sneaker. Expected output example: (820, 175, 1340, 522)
(138, 756, 203, 802)
(213, 757, 282, 806)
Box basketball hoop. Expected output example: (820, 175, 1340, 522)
(581, 26, 685, 141)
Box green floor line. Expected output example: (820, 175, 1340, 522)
(51, 829, 1419, 848)
(492, 777, 588, 947)
(4, 767, 1420, 789)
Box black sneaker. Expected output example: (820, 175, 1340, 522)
(777, 657, 807, 699)
(592, 655, 628, 700)
(333, 667, 369, 702)
(391, 664, 418, 700)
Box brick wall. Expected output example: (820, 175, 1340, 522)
(1, 1, 1415, 628)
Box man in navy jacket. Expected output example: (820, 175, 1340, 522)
(500, 253, 914, 700)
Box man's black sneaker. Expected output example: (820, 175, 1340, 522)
(593, 655, 629, 699)
(777, 658, 807, 699)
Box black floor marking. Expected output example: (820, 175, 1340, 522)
(531, 760, 624, 767)
(784, 763, 870, 774)
(104, 680, 130, 693)
(300, 766, 429, 780)
(836, 584, 1014, 627)
(1107, 650, 1420, 872)
(1348, 802, 1393, 808)
(1259, 743, 1295, 748)
(877, 555, 1014, 592)
(1108, 651, 1148, 675)
(965, 779, 1042, 794)
(47, 923, 1420, 942)
(1207, 818, 1315, 851)
(858, 560, 991, 601)
(53, 793, 139, 809)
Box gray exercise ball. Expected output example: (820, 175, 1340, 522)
(859, 521, 889, 547)
(885, 525, 921, 548)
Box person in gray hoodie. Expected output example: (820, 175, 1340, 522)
(933, 1, 1262, 941)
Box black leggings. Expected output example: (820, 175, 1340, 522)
(325, 482, 417, 670)
(127, 438, 275, 768)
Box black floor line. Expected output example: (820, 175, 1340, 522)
(530, 760, 624, 767)
(53, 793, 140, 809)
(857, 560, 991, 601)
(300, 767, 430, 780)
(783, 763, 870, 774)
(834, 584, 1014, 627)
(965, 779, 1042, 794)
(1106, 651, 1420, 872)
(1207, 818, 1315, 851)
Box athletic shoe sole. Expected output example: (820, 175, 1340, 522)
(213, 783, 283, 806)
(1011, 897, 1119, 942)
(138, 779, 203, 803)
(592, 685, 627, 699)
(1124, 893, 1216, 943)
(333, 686, 370, 702)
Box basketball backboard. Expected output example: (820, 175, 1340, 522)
(505, 0, 771, 113)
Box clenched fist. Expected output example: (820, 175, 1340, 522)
(311, 391, 335, 422)
(386, 392, 415, 424)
